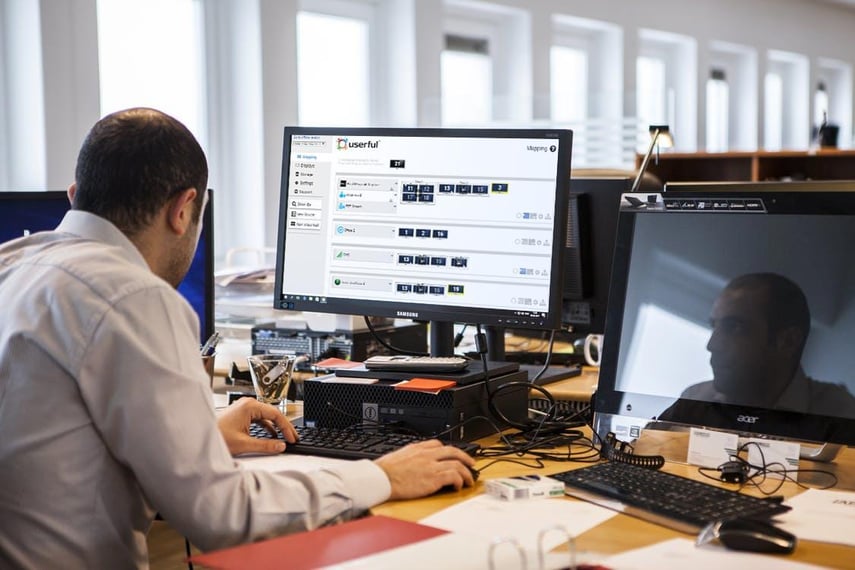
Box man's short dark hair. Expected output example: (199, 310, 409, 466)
(72, 107, 208, 235)
(726, 272, 811, 351)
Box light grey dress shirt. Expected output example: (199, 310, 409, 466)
(0, 210, 391, 569)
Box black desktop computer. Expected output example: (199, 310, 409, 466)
(302, 370, 529, 442)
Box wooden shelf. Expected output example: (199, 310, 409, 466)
(639, 149, 855, 184)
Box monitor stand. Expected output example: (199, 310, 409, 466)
(800, 443, 843, 463)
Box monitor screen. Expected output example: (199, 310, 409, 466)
(273, 127, 572, 356)
(0, 191, 214, 343)
(594, 188, 855, 448)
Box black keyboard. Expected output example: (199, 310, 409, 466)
(552, 461, 791, 533)
(249, 424, 480, 461)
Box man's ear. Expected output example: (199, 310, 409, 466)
(166, 188, 198, 236)
(67, 183, 76, 205)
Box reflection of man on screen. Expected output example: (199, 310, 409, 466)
(674, 273, 855, 416)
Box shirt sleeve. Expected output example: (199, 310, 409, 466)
(74, 285, 391, 551)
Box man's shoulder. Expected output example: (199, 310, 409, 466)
(807, 378, 855, 412)
(42, 233, 169, 290)
(680, 380, 718, 399)
(9, 232, 172, 305)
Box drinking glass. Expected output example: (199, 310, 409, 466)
(246, 354, 296, 411)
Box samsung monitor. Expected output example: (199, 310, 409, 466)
(0, 190, 215, 343)
(594, 186, 855, 456)
(273, 127, 572, 356)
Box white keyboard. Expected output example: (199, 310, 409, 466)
(363, 355, 470, 372)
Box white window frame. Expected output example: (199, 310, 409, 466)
(552, 14, 622, 124)
(0, 0, 46, 189)
(765, 50, 809, 150)
(709, 41, 758, 151)
(550, 14, 624, 167)
(637, 29, 697, 152)
(297, 0, 376, 125)
(443, 0, 531, 125)
(815, 57, 852, 149)
(96, 0, 208, 146)
(549, 42, 588, 123)
(705, 69, 729, 153)
(441, 32, 494, 126)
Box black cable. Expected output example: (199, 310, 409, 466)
(185, 537, 194, 570)
(698, 440, 838, 494)
(453, 324, 469, 347)
(528, 329, 556, 384)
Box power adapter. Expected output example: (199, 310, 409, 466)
(719, 460, 748, 483)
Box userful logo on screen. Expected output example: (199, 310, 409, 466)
(336, 137, 379, 150)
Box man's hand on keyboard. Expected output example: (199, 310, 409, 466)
(374, 440, 476, 499)
(217, 397, 298, 456)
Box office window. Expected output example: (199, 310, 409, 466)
(550, 45, 587, 123)
(705, 69, 729, 152)
(551, 14, 624, 167)
(764, 72, 784, 151)
(0, 0, 45, 188)
(814, 81, 829, 129)
(441, 35, 493, 125)
(296, 11, 370, 126)
(636, 56, 667, 129)
(96, 0, 205, 141)
(441, 2, 529, 126)
(815, 58, 853, 149)
(708, 41, 758, 152)
(765, 50, 809, 150)
(637, 29, 697, 152)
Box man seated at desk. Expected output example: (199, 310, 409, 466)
(659, 272, 855, 424)
(0, 108, 475, 569)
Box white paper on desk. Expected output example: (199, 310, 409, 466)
(603, 538, 825, 570)
(777, 488, 855, 547)
(236, 453, 353, 474)
(687, 427, 738, 468)
(420, 494, 616, 553)
(323, 532, 595, 570)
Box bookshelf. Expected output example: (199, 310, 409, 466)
(638, 149, 855, 184)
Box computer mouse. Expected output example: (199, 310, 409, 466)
(707, 518, 797, 554)
(436, 465, 480, 494)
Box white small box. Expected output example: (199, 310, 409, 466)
(484, 475, 565, 501)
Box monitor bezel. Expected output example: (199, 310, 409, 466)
(595, 187, 855, 447)
(273, 126, 572, 332)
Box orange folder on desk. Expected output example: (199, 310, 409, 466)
(394, 378, 457, 393)
(190, 515, 448, 569)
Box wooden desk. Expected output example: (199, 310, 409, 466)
(372, 430, 855, 569)
(540, 366, 598, 402)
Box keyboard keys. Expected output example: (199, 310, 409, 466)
(249, 424, 479, 461)
(552, 461, 790, 533)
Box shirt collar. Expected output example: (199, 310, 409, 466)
(56, 210, 150, 271)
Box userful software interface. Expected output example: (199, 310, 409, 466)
(276, 130, 567, 328)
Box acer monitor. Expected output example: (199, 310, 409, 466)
(272, 127, 572, 357)
(593, 186, 855, 458)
